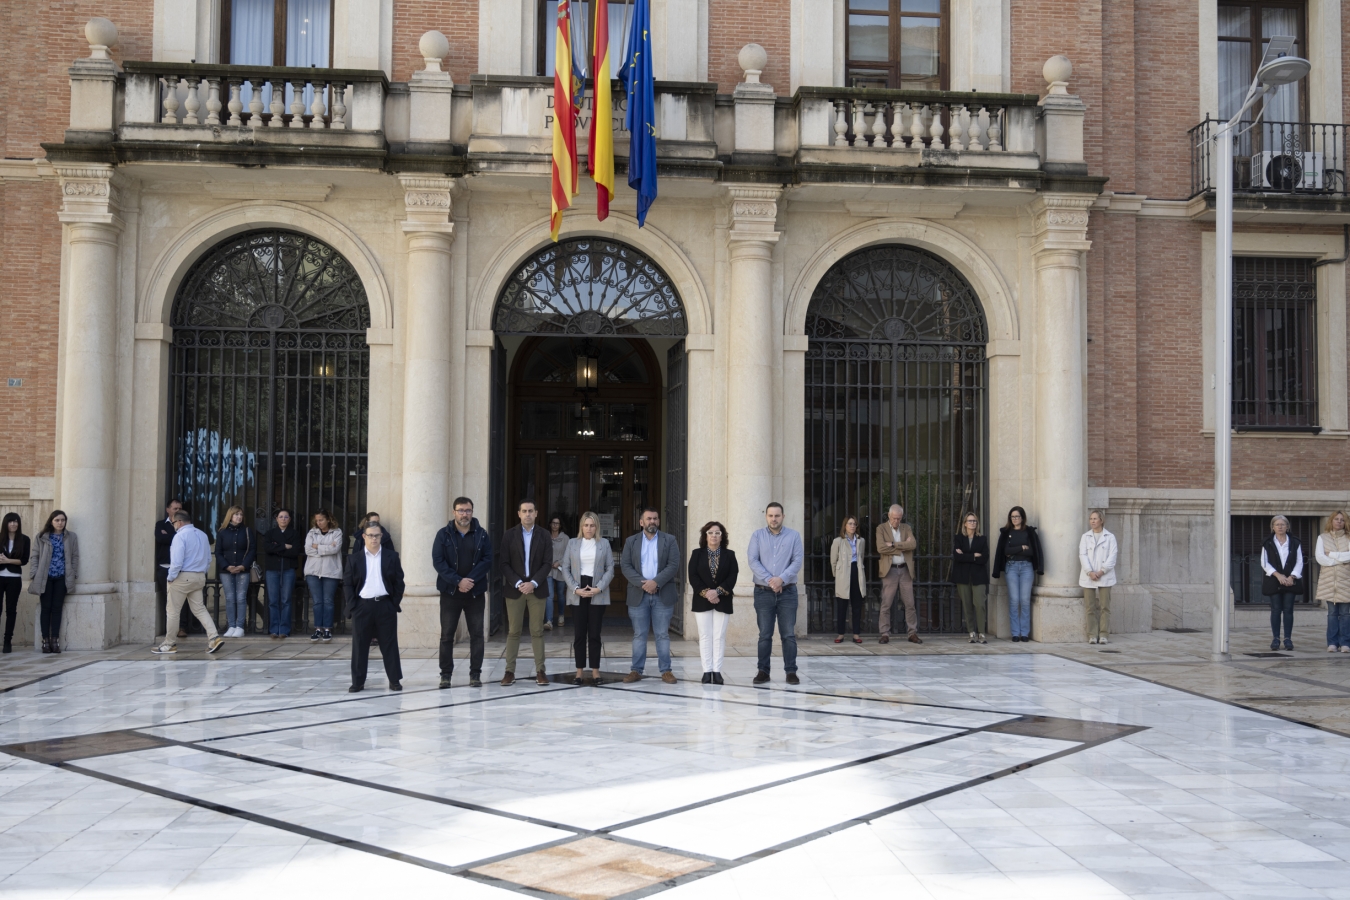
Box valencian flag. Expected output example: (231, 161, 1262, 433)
(587, 0, 615, 220)
(550, 0, 580, 241)
(619, 0, 656, 226)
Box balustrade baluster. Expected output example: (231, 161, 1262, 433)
(268, 80, 285, 126)
(226, 81, 244, 126)
(311, 82, 328, 129)
(851, 100, 866, 147)
(949, 105, 965, 151)
(988, 108, 1002, 151)
(204, 78, 222, 126)
(331, 83, 347, 130)
(289, 82, 307, 127)
(871, 101, 888, 148)
(891, 103, 909, 148)
(911, 104, 927, 147)
(182, 77, 201, 125)
(833, 101, 848, 146)
(968, 107, 985, 151)
(247, 79, 264, 127)
(161, 76, 180, 124)
(929, 103, 946, 149)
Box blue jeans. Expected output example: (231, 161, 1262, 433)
(266, 568, 296, 635)
(628, 593, 674, 673)
(547, 578, 567, 624)
(220, 572, 250, 631)
(754, 584, 799, 674)
(1004, 561, 1034, 638)
(306, 575, 340, 629)
(1327, 602, 1350, 648)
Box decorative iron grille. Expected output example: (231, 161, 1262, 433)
(1233, 257, 1318, 430)
(168, 229, 371, 635)
(494, 238, 687, 337)
(804, 245, 987, 633)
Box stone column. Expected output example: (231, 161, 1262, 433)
(724, 187, 781, 641)
(1030, 194, 1094, 642)
(55, 164, 124, 648)
(399, 176, 456, 647)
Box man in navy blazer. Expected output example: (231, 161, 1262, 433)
(620, 507, 681, 683)
(345, 523, 406, 692)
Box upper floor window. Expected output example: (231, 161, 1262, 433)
(1232, 256, 1318, 430)
(222, 0, 333, 67)
(536, 1, 629, 77)
(845, 0, 945, 90)
(1218, 1, 1306, 123)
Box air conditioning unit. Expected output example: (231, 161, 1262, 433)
(1252, 150, 1324, 191)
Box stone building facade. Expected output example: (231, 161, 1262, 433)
(0, 0, 1347, 649)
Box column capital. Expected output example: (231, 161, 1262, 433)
(399, 175, 456, 236)
(726, 185, 781, 244)
(1030, 193, 1093, 257)
(55, 164, 123, 230)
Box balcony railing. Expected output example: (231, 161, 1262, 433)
(1190, 118, 1347, 198)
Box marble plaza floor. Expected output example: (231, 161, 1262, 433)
(0, 632, 1348, 899)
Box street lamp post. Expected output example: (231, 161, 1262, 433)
(1211, 37, 1309, 661)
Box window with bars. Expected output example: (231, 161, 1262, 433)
(1230, 515, 1317, 604)
(846, 0, 946, 90)
(1232, 257, 1318, 430)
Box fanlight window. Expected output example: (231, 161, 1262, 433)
(495, 238, 686, 337)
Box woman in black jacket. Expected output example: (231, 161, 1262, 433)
(216, 506, 257, 639)
(991, 506, 1044, 642)
(0, 513, 30, 653)
(689, 521, 738, 685)
(951, 513, 989, 644)
(1262, 515, 1304, 651)
(263, 508, 301, 638)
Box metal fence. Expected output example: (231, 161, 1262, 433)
(1191, 118, 1347, 197)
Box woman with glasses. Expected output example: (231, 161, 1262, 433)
(951, 513, 989, 644)
(992, 506, 1043, 642)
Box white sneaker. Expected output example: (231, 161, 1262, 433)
(151, 643, 177, 655)
(1330, 645, 1339, 653)
(1099, 637, 1108, 645)
(1341, 646, 1350, 653)
(1088, 637, 1098, 645)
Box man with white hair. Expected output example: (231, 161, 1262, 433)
(876, 504, 921, 644)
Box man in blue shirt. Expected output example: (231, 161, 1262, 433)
(746, 502, 803, 685)
(620, 507, 681, 683)
(153, 511, 223, 655)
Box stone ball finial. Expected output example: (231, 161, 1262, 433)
(1043, 55, 1072, 94)
(420, 30, 450, 72)
(85, 17, 119, 60)
(738, 43, 768, 84)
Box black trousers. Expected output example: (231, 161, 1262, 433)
(351, 598, 402, 686)
(439, 591, 485, 678)
(1269, 591, 1297, 641)
(1, 578, 21, 642)
(835, 561, 864, 634)
(40, 579, 68, 640)
(572, 598, 605, 669)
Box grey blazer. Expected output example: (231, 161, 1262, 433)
(560, 537, 616, 605)
(620, 530, 681, 607)
(28, 530, 79, 595)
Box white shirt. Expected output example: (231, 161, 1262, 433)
(359, 548, 387, 598)
(891, 526, 904, 566)
(516, 527, 537, 589)
(580, 538, 597, 577)
(641, 532, 659, 580)
(1262, 535, 1304, 580)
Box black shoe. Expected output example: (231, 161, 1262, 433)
(1271, 639, 1281, 651)
(310, 630, 322, 643)
(712, 672, 724, 685)
(1284, 640, 1294, 651)
(322, 629, 333, 643)
(701, 672, 712, 684)
(439, 676, 452, 689)
(469, 677, 482, 688)
(389, 681, 402, 691)
(348, 684, 363, 693)
(753, 671, 769, 685)
(2, 639, 10, 654)
(786, 673, 801, 685)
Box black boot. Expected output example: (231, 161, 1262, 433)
(712, 672, 724, 685)
(40, 637, 50, 654)
(2, 638, 11, 654)
(701, 672, 712, 684)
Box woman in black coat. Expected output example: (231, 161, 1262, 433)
(689, 521, 738, 685)
(263, 509, 302, 638)
(991, 506, 1044, 642)
(1262, 515, 1303, 651)
(951, 512, 989, 644)
(0, 513, 30, 653)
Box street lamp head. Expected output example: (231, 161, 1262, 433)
(1256, 36, 1310, 89)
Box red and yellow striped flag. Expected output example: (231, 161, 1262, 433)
(588, 0, 614, 221)
(550, 0, 579, 241)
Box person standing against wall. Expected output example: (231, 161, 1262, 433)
(0, 514, 30, 653)
(29, 510, 78, 654)
(153, 510, 223, 655)
(748, 502, 804, 685)
(216, 506, 256, 639)
(620, 507, 681, 684)
(1262, 515, 1303, 652)
(831, 517, 865, 645)
(1078, 510, 1118, 645)
(263, 509, 301, 639)
(500, 499, 552, 686)
(1317, 510, 1350, 653)
(155, 499, 185, 638)
(432, 497, 493, 689)
(875, 504, 921, 645)
(951, 512, 989, 644)
(992, 506, 1043, 642)
(304, 510, 344, 643)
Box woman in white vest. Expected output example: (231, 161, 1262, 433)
(1316, 510, 1350, 653)
(1078, 510, 1117, 645)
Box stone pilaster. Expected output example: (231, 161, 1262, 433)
(399, 176, 456, 648)
(1030, 193, 1094, 642)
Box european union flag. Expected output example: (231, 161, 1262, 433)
(618, 0, 656, 226)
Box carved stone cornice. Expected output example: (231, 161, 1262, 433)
(55, 163, 123, 230)
(399, 175, 456, 235)
(726, 185, 781, 244)
(1031, 193, 1093, 256)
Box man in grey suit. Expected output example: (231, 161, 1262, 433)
(620, 507, 681, 684)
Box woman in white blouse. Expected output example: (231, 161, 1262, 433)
(561, 511, 615, 685)
(1261, 515, 1304, 652)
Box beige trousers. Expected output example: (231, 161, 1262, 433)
(879, 565, 917, 636)
(1084, 586, 1111, 639)
(165, 571, 218, 641)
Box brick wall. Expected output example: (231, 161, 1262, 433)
(708, 0, 788, 94)
(392, 0, 477, 83)
(1132, 0, 1199, 200)
(1010, 0, 1102, 175)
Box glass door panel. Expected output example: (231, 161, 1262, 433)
(545, 454, 580, 536)
(589, 455, 625, 552)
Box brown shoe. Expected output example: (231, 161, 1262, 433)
(879, 635, 890, 644)
(786, 673, 800, 685)
(908, 633, 923, 644)
(177, 629, 188, 639)
(500, 671, 515, 686)
(536, 671, 549, 685)
(623, 671, 643, 683)
(661, 671, 677, 684)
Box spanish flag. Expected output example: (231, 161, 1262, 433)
(588, 0, 614, 221)
(550, 0, 579, 241)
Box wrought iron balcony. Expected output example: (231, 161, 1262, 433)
(1190, 118, 1347, 198)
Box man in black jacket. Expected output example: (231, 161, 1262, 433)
(345, 523, 406, 692)
(499, 499, 552, 686)
(432, 497, 493, 689)
(155, 499, 186, 638)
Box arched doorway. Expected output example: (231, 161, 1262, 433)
(492, 238, 688, 625)
(803, 245, 987, 634)
(167, 229, 371, 633)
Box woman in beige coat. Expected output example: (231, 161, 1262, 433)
(831, 516, 866, 644)
(1317, 510, 1350, 652)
